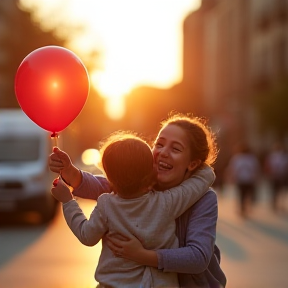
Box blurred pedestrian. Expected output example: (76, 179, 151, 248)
(264, 142, 288, 213)
(226, 142, 261, 218)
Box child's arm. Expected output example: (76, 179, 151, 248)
(105, 165, 215, 265)
(106, 190, 218, 271)
(51, 179, 107, 246)
(163, 164, 215, 219)
(50, 177, 73, 203)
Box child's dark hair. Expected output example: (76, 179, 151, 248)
(159, 112, 218, 166)
(99, 131, 155, 197)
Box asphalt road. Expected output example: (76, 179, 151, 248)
(216, 182, 288, 288)
(0, 183, 288, 288)
(0, 199, 101, 288)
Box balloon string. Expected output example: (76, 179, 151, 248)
(50, 133, 71, 191)
(51, 132, 59, 147)
(50, 132, 62, 181)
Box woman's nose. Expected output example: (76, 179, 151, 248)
(159, 147, 169, 157)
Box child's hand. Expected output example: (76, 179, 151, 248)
(49, 147, 72, 174)
(51, 177, 73, 203)
(48, 147, 81, 188)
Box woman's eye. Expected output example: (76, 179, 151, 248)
(155, 143, 163, 148)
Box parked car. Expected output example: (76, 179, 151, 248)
(0, 109, 58, 223)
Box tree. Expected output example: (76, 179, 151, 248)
(0, 0, 64, 107)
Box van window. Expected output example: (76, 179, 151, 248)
(0, 136, 40, 162)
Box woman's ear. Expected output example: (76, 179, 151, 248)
(188, 159, 201, 172)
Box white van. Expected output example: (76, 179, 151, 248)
(0, 109, 58, 223)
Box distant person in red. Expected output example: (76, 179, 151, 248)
(226, 142, 261, 218)
(264, 142, 288, 213)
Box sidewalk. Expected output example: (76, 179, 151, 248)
(216, 182, 288, 288)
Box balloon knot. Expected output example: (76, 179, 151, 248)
(51, 132, 58, 138)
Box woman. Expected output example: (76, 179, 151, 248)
(49, 112, 226, 288)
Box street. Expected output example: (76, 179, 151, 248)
(0, 183, 288, 288)
(217, 182, 288, 288)
(0, 199, 101, 288)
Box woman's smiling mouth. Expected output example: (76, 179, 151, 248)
(158, 161, 173, 171)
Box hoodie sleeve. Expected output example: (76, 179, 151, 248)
(157, 190, 217, 274)
(72, 172, 112, 200)
(161, 165, 215, 219)
(62, 196, 108, 246)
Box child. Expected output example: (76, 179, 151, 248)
(51, 131, 215, 288)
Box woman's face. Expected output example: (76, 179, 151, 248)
(152, 124, 194, 190)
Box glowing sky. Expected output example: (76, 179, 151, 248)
(20, 0, 200, 119)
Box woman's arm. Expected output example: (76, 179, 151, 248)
(72, 172, 112, 200)
(49, 147, 112, 200)
(106, 234, 159, 267)
(106, 190, 217, 274)
(157, 190, 217, 274)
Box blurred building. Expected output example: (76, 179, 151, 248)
(250, 0, 288, 86)
(181, 0, 288, 152)
(1, 0, 288, 159)
(0, 0, 18, 105)
(249, 0, 288, 146)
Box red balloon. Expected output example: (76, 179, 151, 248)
(15, 46, 89, 133)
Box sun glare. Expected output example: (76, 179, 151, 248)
(52, 81, 58, 89)
(20, 0, 201, 119)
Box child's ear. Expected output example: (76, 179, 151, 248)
(188, 160, 201, 172)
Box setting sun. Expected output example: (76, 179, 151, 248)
(52, 81, 58, 88)
(19, 0, 200, 119)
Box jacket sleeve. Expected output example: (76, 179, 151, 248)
(62, 197, 108, 246)
(72, 171, 112, 200)
(156, 190, 217, 274)
(163, 165, 215, 219)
